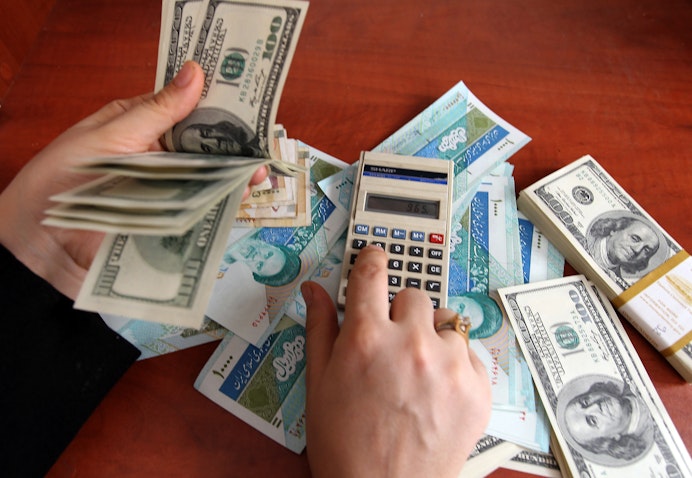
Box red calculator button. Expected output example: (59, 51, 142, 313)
(429, 233, 444, 244)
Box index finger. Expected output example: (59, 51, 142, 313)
(343, 245, 391, 326)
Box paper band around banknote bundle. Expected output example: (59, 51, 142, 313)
(613, 250, 692, 357)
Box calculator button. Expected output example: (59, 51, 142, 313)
(407, 261, 423, 273)
(388, 291, 397, 302)
(349, 254, 358, 265)
(410, 231, 425, 241)
(373, 226, 388, 237)
(388, 275, 402, 286)
(429, 233, 444, 244)
(388, 258, 403, 270)
(392, 228, 407, 239)
(406, 278, 421, 288)
(372, 241, 386, 249)
(354, 224, 369, 235)
(426, 280, 441, 292)
(352, 238, 367, 249)
(409, 245, 424, 257)
(430, 297, 441, 309)
(427, 264, 442, 275)
(390, 243, 405, 254)
(428, 248, 443, 260)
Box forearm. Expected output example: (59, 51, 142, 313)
(0, 243, 141, 476)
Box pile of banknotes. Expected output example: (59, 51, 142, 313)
(47, 1, 691, 477)
(517, 156, 692, 383)
(104, 68, 571, 474)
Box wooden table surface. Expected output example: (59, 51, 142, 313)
(1, 0, 689, 476)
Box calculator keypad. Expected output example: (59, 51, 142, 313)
(341, 223, 448, 308)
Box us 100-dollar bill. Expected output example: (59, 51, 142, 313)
(75, 188, 243, 329)
(159, 0, 308, 159)
(517, 155, 681, 297)
(498, 275, 692, 478)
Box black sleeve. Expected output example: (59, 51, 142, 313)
(0, 245, 141, 477)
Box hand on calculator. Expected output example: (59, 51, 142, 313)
(302, 244, 491, 478)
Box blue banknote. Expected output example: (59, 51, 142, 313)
(195, 315, 307, 453)
(446, 174, 549, 451)
(517, 211, 565, 284)
(373, 81, 530, 204)
(102, 313, 227, 360)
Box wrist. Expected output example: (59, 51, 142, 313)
(0, 182, 85, 299)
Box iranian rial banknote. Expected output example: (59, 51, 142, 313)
(498, 275, 692, 477)
(373, 81, 530, 205)
(194, 229, 346, 452)
(103, 313, 227, 359)
(159, 0, 308, 159)
(518, 211, 565, 284)
(195, 315, 307, 453)
(235, 138, 311, 227)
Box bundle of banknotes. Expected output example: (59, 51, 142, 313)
(498, 276, 692, 477)
(43, 151, 304, 235)
(517, 156, 692, 383)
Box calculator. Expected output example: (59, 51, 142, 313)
(337, 151, 455, 309)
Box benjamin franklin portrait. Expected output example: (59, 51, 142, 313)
(556, 375, 654, 466)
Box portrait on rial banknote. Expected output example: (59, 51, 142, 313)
(556, 374, 654, 466)
(218, 233, 303, 288)
(447, 292, 503, 340)
(585, 211, 671, 286)
(172, 107, 264, 157)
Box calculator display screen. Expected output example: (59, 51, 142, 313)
(365, 194, 439, 219)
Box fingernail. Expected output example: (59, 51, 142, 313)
(173, 61, 195, 88)
(301, 282, 313, 305)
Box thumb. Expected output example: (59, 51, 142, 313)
(100, 61, 205, 150)
(302, 281, 339, 385)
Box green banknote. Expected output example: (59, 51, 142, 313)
(499, 276, 692, 477)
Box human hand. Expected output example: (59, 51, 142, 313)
(0, 61, 268, 300)
(302, 245, 491, 478)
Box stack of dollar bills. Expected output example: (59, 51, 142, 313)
(497, 276, 692, 477)
(517, 156, 692, 383)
